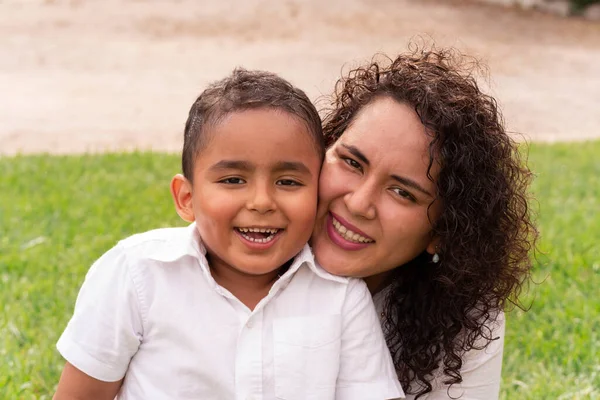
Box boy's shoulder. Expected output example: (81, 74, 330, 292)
(118, 226, 187, 247)
(115, 225, 202, 263)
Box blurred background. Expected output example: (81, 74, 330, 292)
(1, 0, 599, 155)
(1, 1, 599, 399)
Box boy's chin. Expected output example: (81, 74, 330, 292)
(228, 260, 286, 277)
(230, 257, 295, 278)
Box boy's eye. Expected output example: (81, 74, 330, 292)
(219, 177, 246, 185)
(276, 179, 302, 187)
(342, 157, 362, 170)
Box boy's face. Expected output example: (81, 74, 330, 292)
(173, 108, 321, 278)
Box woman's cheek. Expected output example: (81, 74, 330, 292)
(319, 161, 351, 202)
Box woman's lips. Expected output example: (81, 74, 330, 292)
(325, 212, 373, 251)
(330, 212, 373, 240)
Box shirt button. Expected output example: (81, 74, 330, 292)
(246, 320, 253, 329)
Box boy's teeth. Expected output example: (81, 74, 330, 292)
(332, 218, 373, 244)
(236, 227, 281, 243)
(239, 231, 278, 243)
(238, 227, 278, 234)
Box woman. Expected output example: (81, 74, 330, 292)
(311, 47, 537, 399)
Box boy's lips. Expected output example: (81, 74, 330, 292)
(234, 227, 284, 250)
(326, 212, 374, 251)
(236, 226, 281, 234)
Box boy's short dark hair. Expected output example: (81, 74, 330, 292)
(182, 68, 324, 180)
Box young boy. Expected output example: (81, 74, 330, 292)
(54, 69, 404, 400)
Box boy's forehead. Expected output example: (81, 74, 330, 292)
(197, 108, 322, 159)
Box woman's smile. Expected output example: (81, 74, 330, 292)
(326, 212, 374, 250)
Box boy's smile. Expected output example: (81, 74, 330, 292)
(234, 226, 283, 248)
(171, 108, 321, 288)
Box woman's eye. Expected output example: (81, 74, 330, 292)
(391, 187, 416, 202)
(276, 179, 302, 186)
(343, 157, 362, 170)
(219, 177, 245, 184)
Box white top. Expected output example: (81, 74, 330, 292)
(57, 224, 404, 400)
(373, 289, 504, 400)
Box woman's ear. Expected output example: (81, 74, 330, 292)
(426, 236, 440, 255)
(170, 174, 195, 222)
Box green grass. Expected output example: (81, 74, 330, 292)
(501, 141, 600, 400)
(1, 143, 599, 399)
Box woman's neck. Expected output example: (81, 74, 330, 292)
(364, 270, 394, 295)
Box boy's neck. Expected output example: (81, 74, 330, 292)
(207, 255, 285, 311)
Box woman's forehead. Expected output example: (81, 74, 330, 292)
(343, 100, 432, 159)
(332, 98, 440, 187)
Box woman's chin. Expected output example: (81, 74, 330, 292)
(313, 244, 362, 277)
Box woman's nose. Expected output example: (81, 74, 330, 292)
(343, 180, 377, 220)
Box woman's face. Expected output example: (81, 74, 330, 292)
(311, 97, 442, 282)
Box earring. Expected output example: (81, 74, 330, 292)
(432, 253, 440, 263)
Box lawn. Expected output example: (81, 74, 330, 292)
(1, 142, 598, 399)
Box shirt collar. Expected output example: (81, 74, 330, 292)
(145, 222, 206, 263)
(146, 223, 347, 284)
(280, 244, 348, 284)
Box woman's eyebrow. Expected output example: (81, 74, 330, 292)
(341, 143, 432, 196)
(341, 144, 370, 165)
(390, 174, 433, 197)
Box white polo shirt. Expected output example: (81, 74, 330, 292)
(57, 224, 404, 400)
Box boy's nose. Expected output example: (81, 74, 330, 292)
(247, 185, 276, 214)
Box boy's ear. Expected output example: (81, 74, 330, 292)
(170, 174, 195, 222)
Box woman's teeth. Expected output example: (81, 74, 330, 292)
(332, 218, 373, 243)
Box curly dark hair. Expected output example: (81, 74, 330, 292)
(322, 46, 537, 398)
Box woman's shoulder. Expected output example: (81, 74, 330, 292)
(376, 285, 505, 399)
(416, 312, 505, 399)
(463, 310, 505, 367)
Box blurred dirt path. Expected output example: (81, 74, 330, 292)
(1, 0, 599, 155)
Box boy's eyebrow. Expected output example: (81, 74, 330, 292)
(208, 160, 312, 175)
(272, 161, 312, 175)
(209, 160, 253, 171)
(341, 144, 370, 166)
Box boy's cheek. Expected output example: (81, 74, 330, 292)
(295, 197, 319, 231)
